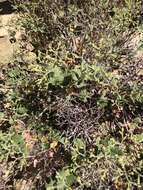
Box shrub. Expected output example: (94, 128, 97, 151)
(1, 0, 143, 189)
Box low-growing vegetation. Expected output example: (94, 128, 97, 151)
(0, 0, 143, 189)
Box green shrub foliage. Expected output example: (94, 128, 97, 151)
(1, 0, 143, 189)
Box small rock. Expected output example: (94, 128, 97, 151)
(15, 31, 22, 41)
(0, 35, 14, 65)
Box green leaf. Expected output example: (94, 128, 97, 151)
(0, 112, 4, 120)
(132, 134, 143, 143)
